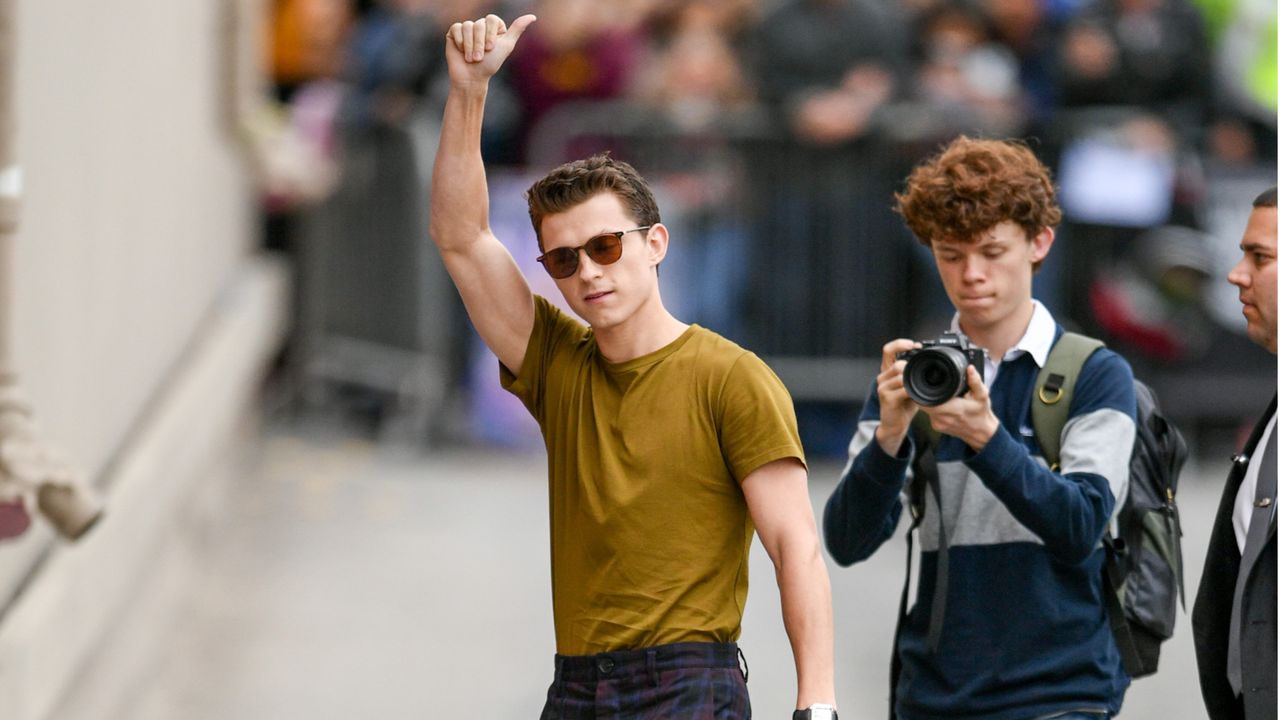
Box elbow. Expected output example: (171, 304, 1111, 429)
(824, 541, 861, 568)
(1049, 537, 1102, 566)
(1045, 513, 1111, 566)
(427, 218, 446, 250)
(822, 526, 853, 566)
(768, 530, 825, 577)
(822, 500, 856, 566)
(821, 516, 878, 567)
(821, 494, 887, 567)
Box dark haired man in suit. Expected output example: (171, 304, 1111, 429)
(1193, 186, 1277, 720)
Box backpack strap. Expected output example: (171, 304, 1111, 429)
(1032, 332, 1105, 470)
(1033, 333, 1149, 676)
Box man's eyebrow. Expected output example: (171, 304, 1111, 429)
(1239, 242, 1276, 254)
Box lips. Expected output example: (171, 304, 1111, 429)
(584, 290, 612, 303)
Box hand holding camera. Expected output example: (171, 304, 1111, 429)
(873, 338, 923, 456)
(878, 333, 1000, 453)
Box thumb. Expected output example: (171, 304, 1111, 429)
(506, 14, 537, 41)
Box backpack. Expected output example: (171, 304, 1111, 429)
(896, 332, 1188, 693)
(1029, 332, 1188, 677)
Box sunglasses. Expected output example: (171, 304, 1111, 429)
(536, 226, 652, 279)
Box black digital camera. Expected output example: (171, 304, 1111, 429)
(895, 332, 986, 407)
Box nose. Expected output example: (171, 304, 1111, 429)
(1228, 258, 1250, 288)
(962, 255, 986, 283)
(575, 249, 604, 280)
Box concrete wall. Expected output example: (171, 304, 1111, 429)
(11, 0, 252, 484)
(0, 0, 287, 717)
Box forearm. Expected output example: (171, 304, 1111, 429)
(775, 538, 836, 710)
(967, 425, 1113, 563)
(429, 83, 492, 253)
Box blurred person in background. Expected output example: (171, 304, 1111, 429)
(902, 1, 1029, 139)
(978, 0, 1063, 130)
(500, 0, 650, 164)
(1055, 0, 1212, 142)
(633, 0, 757, 132)
(1047, 0, 1215, 349)
(741, 0, 912, 363)
(825, 136, 1137, 720)
(269, 0, 352, 102)
(430, 13, 838, 719)
(1197, 0, 1277, 167)
(750, 0, 900, 150)
(1192, 186, 1277, 720)
(625, 0, 760, 343)
(260, 0, 352, 251)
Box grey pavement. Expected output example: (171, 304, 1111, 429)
(56, 424, 1233, 719)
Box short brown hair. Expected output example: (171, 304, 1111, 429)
(526, 154, 661, 251)
(895, 136, 1062, 267)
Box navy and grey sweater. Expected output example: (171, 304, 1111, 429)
(825, 323, 1137, 720)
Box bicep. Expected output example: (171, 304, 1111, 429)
(440, 231, 535, 375)
(742, 457, 815, 560)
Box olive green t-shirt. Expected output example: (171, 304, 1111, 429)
(501, 296, 806, 655)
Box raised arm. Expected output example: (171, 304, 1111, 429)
(743, 458, 837, 712)
(429, 14, 537, 375)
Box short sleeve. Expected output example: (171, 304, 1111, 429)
(717, 352, 807, 481)
(500, 295, 589, 423)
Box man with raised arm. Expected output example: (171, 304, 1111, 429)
(430, 14, 837, 720)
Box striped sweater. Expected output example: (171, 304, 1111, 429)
(825, 311, 1138, 720)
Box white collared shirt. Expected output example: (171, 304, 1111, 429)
(1233, 412, 1277, 553)
(949, 300, 1057, 385)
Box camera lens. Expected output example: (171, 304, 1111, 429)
(903, 347, 968, 406)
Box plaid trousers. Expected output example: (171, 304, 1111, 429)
(539, 641, 750, 719)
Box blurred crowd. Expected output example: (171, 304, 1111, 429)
(255, 0, 1277, 441)
(259, 0, 1275, 171)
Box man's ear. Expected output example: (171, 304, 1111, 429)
(646, 223, 670, 266)
(1030, 226, 1055, 265)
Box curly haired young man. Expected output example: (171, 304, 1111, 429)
(824, 136, 1137, 720)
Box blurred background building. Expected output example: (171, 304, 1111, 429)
(0, 0, 1274, 718)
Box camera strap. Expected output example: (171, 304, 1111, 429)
(903, 414, 951, 653)
(891, 416, 951, 719)
(891, 445, 929, 720)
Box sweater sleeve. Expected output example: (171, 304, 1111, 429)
(965, 350, 1137, 564)
(823, 383, 913, 566)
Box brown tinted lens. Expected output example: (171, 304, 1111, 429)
(541, 247, 579, 279)
(584, 233, 623, 265)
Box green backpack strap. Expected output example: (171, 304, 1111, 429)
(1032, 332, 1105, 470)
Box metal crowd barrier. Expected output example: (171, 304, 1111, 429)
(518, 100, 1275, 426)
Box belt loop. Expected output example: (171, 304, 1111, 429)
(646, 649, 659, 686)
(737, 647, 749, 683)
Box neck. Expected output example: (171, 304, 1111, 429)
(594, 294, 689, 363)
(958, 299, 1036, 361)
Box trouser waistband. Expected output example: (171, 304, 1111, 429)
(553, 641, 742, 683)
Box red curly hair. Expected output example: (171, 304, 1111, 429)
(895, 136, 1061, 269)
